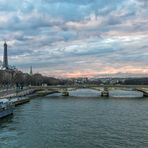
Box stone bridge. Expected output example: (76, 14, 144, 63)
(30, 85, 148, 97)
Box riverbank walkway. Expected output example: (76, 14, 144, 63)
(0, 88, 35, 99)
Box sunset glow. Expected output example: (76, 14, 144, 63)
(0, 0, 147, 78)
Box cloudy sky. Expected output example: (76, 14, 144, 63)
(0, 0, 148, 78)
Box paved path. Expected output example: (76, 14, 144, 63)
(0, 88, 34, 99)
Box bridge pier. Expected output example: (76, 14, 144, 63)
(101, 87, 109, 97)
(135, 88, 148, 98)
(101, 91, 109, 97)
(62, 91, 69, 96)
(143, 92, 148, 97)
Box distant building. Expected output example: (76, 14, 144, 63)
(73, 77, 88, 85)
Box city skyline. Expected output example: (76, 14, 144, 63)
(0, 0, 148, 78)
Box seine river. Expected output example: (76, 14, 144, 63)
(0, 89, 148, 148)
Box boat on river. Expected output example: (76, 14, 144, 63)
(0, 99, 14, 118)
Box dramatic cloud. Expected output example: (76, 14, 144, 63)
(0, 0, 147, 77)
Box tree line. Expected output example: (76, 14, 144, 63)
(0, 70, 71, 89)
(0, 69, 147, 89)
(123, 78, 148, 85)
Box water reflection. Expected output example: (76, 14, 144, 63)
(0, 115, 13, 127)
(110, 90, 143, 98)
(70, 89, 100, 97)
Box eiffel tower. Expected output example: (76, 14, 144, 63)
(3, 41, 8, 69)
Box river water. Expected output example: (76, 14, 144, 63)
(0, 89, 148, 148)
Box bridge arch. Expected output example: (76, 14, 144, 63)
(30, 85, 148, 98)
